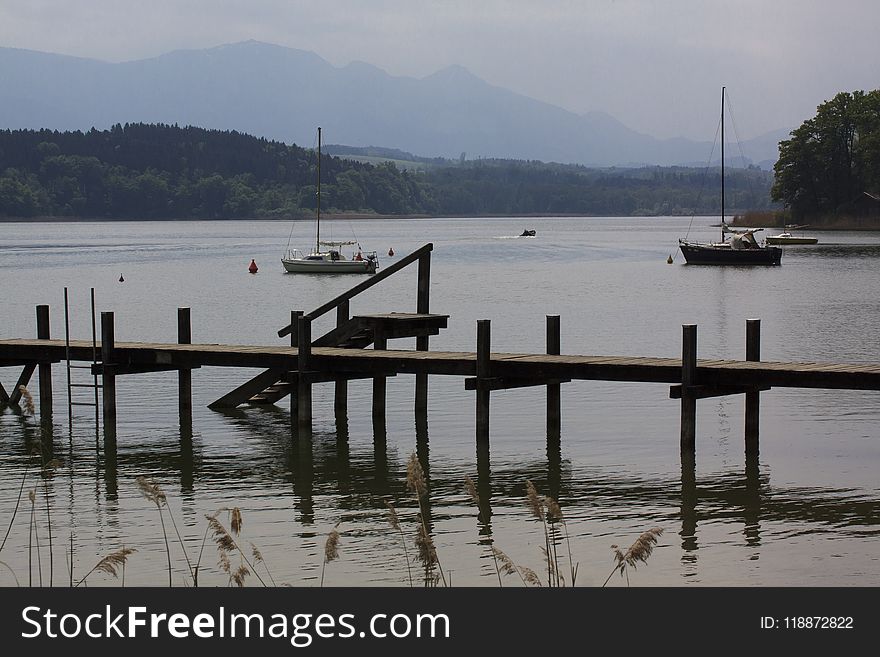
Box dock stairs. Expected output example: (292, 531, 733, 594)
(207, 243, 444, 410)
(238, 313, 448, 407)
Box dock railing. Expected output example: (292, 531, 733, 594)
(277, 242, 433, 344)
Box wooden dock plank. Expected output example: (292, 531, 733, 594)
(3, 338, 880, 391)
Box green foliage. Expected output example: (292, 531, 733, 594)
(772, 90, 880, 220)
(0, 123, 776, 219)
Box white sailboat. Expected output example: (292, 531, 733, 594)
(282, 127, 379, 274)
(678, 87, 782, 266)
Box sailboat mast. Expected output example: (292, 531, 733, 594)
(316, 127, 321, 253)
(720, 87, 725, 242)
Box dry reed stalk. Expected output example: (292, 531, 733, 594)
(18, 385, 35, 416)
(518, 565, 542, 587)
(250, 542, 277, 586)
(406, 454, 447, 587)
(0, 458, 32, 553)
(75, 547, 136, 587)
(525, 480, 554, 586)
(230, 507, 243, 535)
(414, 515, 444, 587)
(205, 512, 266, 587)
(384, 499, 413, 587)
(136, 476, 173, 586)
(135, 476, 197, 586)
(544, 495, 577, 586)
(406, 453, 427, 499)
(320, 525, 340, 587)
(41, 459, 61, 587)
(0, 559, 21, 586)
(28, 489, 37, 586)
(602, 527, 664, 587)
(491, 545, 531, 587)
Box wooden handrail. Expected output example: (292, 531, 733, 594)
(278, 243, 433, 338)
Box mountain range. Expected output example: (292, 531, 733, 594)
(0, 40, 789, 168)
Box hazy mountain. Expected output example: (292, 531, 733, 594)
(0, 41, 787, 167)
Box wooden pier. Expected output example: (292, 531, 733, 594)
(2, 243, 880, 457)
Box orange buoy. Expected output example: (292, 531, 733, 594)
(388, 247, 394, 257)
(248, 259, 258, 274)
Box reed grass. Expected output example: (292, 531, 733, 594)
(75, 547, 136, 587)
(406, 453, 447, 587)
(18, 385, 35, 417)
(320, 525, 340, 587)
(41, 459, 60, 587)
(206, 509, 267, 587)
(384, 499, 413, 587)
(602, 527, 664, 587)
(0, 427, 667, 588)
(135, 476, 173, 586)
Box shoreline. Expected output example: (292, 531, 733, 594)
(3, 213, 880, 229)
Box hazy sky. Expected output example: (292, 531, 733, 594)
(1, 0, 877, 140)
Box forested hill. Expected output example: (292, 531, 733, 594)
(0, 124, 776, 219)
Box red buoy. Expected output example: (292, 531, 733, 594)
(388, 247, 394, 257)
(248, 259, 258, 274)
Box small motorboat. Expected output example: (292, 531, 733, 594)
(520, 229, 536, 237)
(765, 225, 818, 245)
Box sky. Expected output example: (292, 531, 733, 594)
(1, 0, 878, 140)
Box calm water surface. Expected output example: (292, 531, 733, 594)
(1, 216, 879, 587)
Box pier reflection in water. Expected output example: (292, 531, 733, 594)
(3, 392, 877, 588)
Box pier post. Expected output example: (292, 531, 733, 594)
(177, 307, 192, 430)
(290, 310, 303, 417)
(680, 324, 697, 450)
(415, 250, 431, 417)
(335, 301, 349, 416)
(296, 314, 312, 431)
(100, 311, 117, 448)
(745, 318, 761, 453)
(372, 325, 387, 424)
(546, 315, 561, 440)
(476, 319, 491, 444)
(36, 305, 53, 426)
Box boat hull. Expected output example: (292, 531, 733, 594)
(679, 242, 782, 265)
(281, 258, 377, 274)
(765, 236, 818, 245)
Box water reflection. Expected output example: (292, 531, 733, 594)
(3, 397, 880, 586)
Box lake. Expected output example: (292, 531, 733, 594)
(1, 216, 879, 587)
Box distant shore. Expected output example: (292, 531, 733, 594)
(4, 212, 880, 229)
(731, 210, 880, 231)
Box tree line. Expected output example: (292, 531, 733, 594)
(0, 123, 775, 219)
(773, 90, 880, 222)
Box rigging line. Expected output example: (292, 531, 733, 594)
(284, 214, 297, 253)
(682, 113, 722, 242)
(725, 89, 761, 224)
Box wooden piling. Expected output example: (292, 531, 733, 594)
(680, 324, 697, 450)
(745, 318, 761, 453)
(177, 307, 192, 428)
(335, 301, 349, 415)
(415, 250, 431, 416)
(296, 314, 312, 431)
(100, 311, 117, 447)
(36, 305, 52, 424)
(372, 325, 387, 423)
(476, 319, 491, 444)
(546, 315, 561, 440)
(290, 310, 303, 417)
